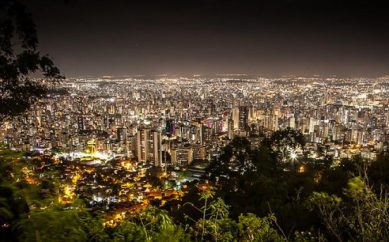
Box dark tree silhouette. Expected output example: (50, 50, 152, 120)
(368, 152, 389, 190)
(263, 128, 305, 164)
(0, 0, 63, 121)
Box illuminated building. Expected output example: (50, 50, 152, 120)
(288, 116, 296, 129)
(232, 107, 239, 130)
(239, 106, 249, 131)
(116, 127, 127, 142)
(77, 116, 85, 131)
(171, 147, 193, 166)
(136, 128, 162, 166)
(86, 139, 96, 154)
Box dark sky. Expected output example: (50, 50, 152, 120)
(20, 0, 389, 77)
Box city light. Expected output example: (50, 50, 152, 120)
(0, 75, 388, 229)
(290, 151, 298, 161)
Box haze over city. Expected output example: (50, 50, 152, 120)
(19, 0, 389, 77)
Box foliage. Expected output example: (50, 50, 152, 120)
(0, 0, 63, 121)
(0, 140, 389, 242)
(16, 204, 89, 242)
(111, 207, 189, 242)
(293, 231, 327, 242)
(308, 176, 389, 241)
(237, 213, 285, 242)
(112, 221, 145, 242)
(368, 152, 389, 190)
(263, 128, 305, 164)
(0, 124, 388, 242)
(207, 136, 254, 181)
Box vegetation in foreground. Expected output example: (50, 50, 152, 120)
(1, 134, 388, 242)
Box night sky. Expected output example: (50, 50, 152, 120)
(20, 0, 389, 77)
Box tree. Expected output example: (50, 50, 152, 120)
(193, 198, 238, 242)
(263, 128, 305, 165)
(308, 177, 389, 241)
(112, 221, 146, 242)
(368, 152, 389, 190)
(0, 183, 30, 241)
(0, 0, 63, 121)
(185, 189, 285, 242)
(16, 203, 89, 242)
(207, 137, 254, 181)
(114, 207, 188, 242)
(237, 213, 285, 242)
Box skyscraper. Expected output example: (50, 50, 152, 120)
(232, 107, 239, 130)
(136, 129, 150, 162)
(239, 106, 249, 131)
(136, 128, 162, 166)
(288, 116, 296, 129)
(77, 116, 84, 131)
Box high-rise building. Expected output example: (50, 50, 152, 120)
(288, 116, 296, 129)
(239, 106, 249, 131)
(171, 147, 193, 166)
(165, 119, 175, 135)
(272, 114, 279, 131)
(117, 127, 127, 142)
(309, 117, 317, 134)
(136, 129, 162, 166)
(77, 116, 84, 131)
(152, 131, 162, 166)
(136, 129, 149, 162)
(232, 107, 239, 130)
(228, 119, 233, 139)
